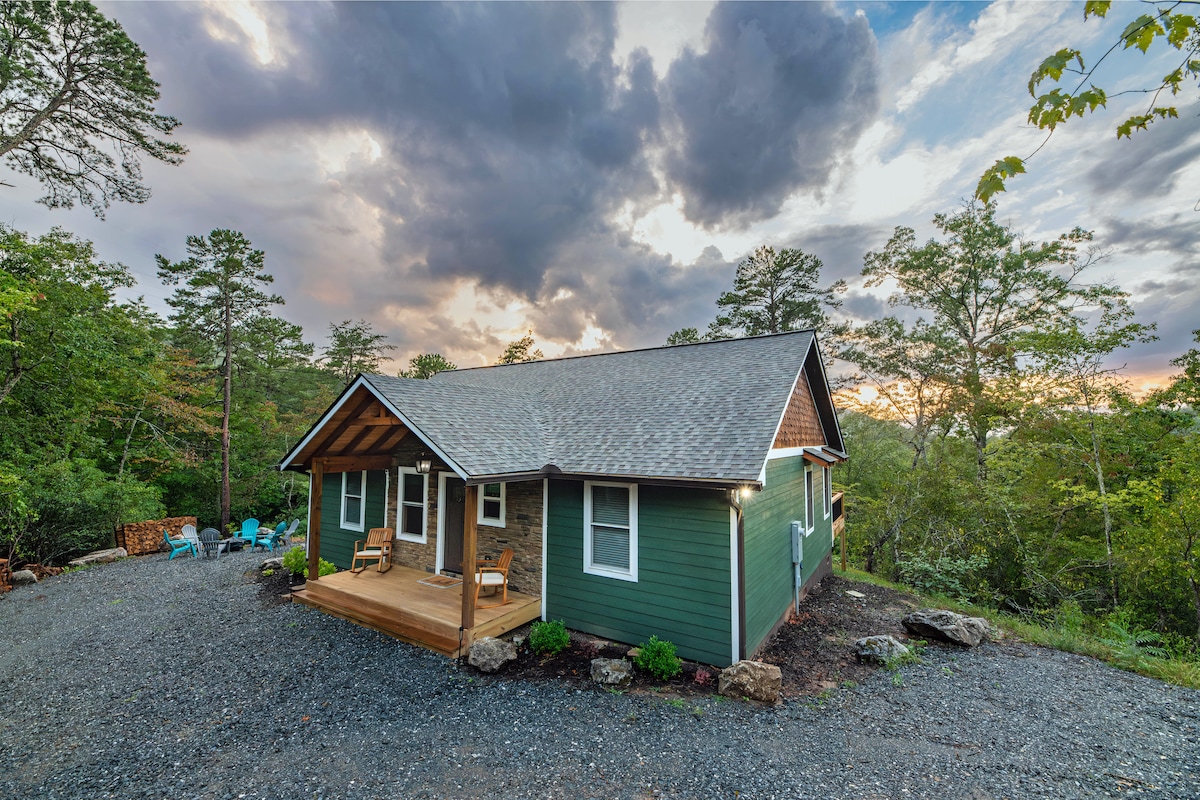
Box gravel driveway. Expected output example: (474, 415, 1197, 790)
(1, 552, 1197, 799)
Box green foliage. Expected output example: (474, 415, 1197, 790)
(896, 555, 989, 603)
(282, 547, 307, 576)
(710, 245, 845, 339)
(320, 319, 394, 385)
(634, 635, 682, 681)
(261, 568, 274, 577)
(978, 1, 1200, 200)
(0, 0, 186, 215)
(496, 332, 544, 365)
(157, 229, 308, 530)
(280, 549, 336, 580)
(529, 619, 570, 656)
(398, 352, 457, 379)
(665, 327, 703, 346)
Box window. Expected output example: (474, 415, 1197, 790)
(397, 468, 427, 543)
(477, 482, 506, 527)
(341, 471, 365, 531)
(583, 481, 638, 582)
(823, 466, 832, 520)
(804, 466, 814, 536)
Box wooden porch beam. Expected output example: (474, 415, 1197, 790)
(366, 427, 409, 456)
(339, 422, 384, 456)
(461, 484, 478, 632)
(308, 394, 379, 460)
(309, 458, 324, 583)
(317, 454, 394, 473)
(346, 418, 404, 427)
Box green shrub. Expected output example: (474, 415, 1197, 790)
(280, 548, 335, 579)
(530, 619, 570, 656)
(896, 554, 988, 602)
(282, 547, 307, 575)
(635, 635, 682, 680)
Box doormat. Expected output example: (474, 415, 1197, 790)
(418, 575, 462, 588)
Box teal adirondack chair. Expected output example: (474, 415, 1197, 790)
(240, 518, 267, 552)
(265, 521, 288, 552)
(164, 528, 197, 560)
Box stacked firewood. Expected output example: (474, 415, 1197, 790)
(116, 516, 197, 556)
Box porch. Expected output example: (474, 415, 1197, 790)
(292, 564, 541, 657)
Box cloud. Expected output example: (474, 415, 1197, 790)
(661, 1, 881, 228)
(1084, 107, 1200, 201)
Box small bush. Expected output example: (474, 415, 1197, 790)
(282, 548, 307, 576)
(635, 635, 682, 680)
(530, 619, 570, 656)
(280, 548, 335, 579)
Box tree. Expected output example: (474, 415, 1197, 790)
(496, 331, 543, 364)
(398, 352, 456, 379)
(157, 229, 285, 531)
(840, 318, 959, 466)
(0, 224, 132, 407)
(320, 319, 394, 385)
(665, 327, 703, 346)
(978, 1, 1199, 200)
(858, 202, 1138, 479)
(0, 1, 186, 215)
(710, 246, 845, 338)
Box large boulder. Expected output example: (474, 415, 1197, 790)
(590, 658, 632, 688)
(854, 635, 910, 664)
(902, 609, 990, 647)
(260, 558, 283, 571)
(10, 569, 38, 586)
(67, 547, 127, 568)
(718, 660, 782, 703)
(468, 636, 517, 673)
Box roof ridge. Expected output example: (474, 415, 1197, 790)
(439, 329, 819, 375)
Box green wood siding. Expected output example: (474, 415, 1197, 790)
(319, 470, 388, 569)
(742, 455, 834, 654)
(545, 480, 733, 667)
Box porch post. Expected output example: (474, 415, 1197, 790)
(308, 458, 323, 582)
(461, 484, 478, 631)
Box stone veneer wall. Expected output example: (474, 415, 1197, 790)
(382, 437, 544, 598)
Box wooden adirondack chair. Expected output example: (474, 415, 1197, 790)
(475, 547, 513, 609)
(350, 527, 393, 574)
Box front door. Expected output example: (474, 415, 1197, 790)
(443, 476, 466, 574)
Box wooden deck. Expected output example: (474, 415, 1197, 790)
(292, 565, 541, 658)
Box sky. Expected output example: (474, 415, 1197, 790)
(1, 1, 1196, 390)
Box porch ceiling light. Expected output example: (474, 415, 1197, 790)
(415, 455, 432, 474)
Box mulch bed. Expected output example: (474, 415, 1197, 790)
(757, 574, 922, 698)
(254, 567, 925, 698)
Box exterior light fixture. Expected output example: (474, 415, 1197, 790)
(415, 455, 432, 474)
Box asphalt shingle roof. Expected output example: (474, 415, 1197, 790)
(361, 330, 820, 484)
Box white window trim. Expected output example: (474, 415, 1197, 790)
(583, 480, 638, 583)
(477, 482, 506, 528)
(397, 467, 428, 544)
(803, 465, 815, 536)
(341, 471, 366, 532)
(823, 466, 832, 520)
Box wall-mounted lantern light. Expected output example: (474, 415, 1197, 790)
(415, 454, 432, 475)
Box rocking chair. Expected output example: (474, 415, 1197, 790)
(474, 547, 513, 609)
(350, 527, 394, 574)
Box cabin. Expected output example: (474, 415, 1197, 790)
(278, 330, 846, 666)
